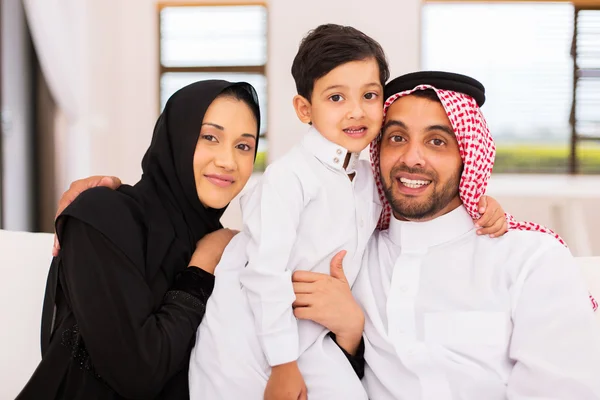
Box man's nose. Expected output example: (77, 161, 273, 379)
(401, 141, 426, 167)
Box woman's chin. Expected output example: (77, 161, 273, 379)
(198, 193, 233, 210)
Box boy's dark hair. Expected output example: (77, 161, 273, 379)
(291, 24, 389, 101)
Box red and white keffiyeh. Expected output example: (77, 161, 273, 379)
(369, 84, 597, 312)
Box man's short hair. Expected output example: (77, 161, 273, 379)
(291, 24, 390, 101)
(408, 88, 442, 103)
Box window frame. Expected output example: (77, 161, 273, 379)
(421, 0, 600, 174)
(156, 1, 268, 109)
(571, 3, 600, 173)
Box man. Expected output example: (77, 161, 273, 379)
(351, 71, 600, 399)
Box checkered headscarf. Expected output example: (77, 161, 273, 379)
(370, 84, 597, 312)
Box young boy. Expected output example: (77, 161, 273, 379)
(189, 25, 506, 400)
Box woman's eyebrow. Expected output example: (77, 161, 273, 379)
(241, 133, 257, 141)
(201, 122, 224, 130)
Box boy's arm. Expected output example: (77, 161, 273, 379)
(239, 165, 307, 367)
(507, 243, 600, 398)
(475, 195, 508, 237)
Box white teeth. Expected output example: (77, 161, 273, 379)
(344, 128, 365, 133)
(399, 177, 431, 188)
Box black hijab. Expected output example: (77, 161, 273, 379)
(57, 80, 261, 282)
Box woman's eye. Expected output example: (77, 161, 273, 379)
(329, 94, 344, 102)
(237, 144, 252, 151)
(201, 134, 217, 142)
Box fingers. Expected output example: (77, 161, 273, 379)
(292, 282, 314, 294)
(475, 206, 498, 232)
(298, 388, 308, 400)
(52, 235, 59, 257)
(329, 250, 347, 282)
(293, 306, 313, 320)
(99, 176, 122, 189)
(55, 186, 82, 219)
(292, 270, 325, 283)
(479, 217, 508, 237)
(292, 294, 312, 308)
(52, 175, 122, 256)
(55, 176, 118, 219)
(478, 194, 488, 214)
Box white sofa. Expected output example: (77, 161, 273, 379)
(1, 230, 54, 400)
(1, 229, 599, 399)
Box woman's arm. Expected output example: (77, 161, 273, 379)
(59, 218, 227, 398)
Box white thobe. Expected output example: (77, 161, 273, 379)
(189, 127, 380, 399)
(354, 205, 600, 400)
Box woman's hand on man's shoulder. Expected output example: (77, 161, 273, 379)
(52, 175, 122, 256)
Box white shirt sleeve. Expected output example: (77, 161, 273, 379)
(238, 164, 308, 367)
(507, 242, 600, 399)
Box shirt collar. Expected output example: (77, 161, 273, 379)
(387, 205, 475, 251)
(301, 126, 360, 174)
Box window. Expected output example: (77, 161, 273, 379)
(159, 3, 268, 171)
(422, 2, 600, 174)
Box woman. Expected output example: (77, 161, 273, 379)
(18, 80, 261, 399)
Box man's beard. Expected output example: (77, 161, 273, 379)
(381, 164, 461, 221)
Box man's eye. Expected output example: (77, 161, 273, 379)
(430, 138, 445, 146)
(391, 135, 405, 143)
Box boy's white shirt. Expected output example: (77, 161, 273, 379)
(237, 126, 381, 366)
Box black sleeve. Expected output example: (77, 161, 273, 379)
(59, 218, 214, 399)
(329, 332, 366, 379)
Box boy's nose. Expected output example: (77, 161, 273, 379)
(346, 101, 366, 119)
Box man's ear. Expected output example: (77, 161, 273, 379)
(293, 95, 312, 125)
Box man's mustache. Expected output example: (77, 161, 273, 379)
(390, 165, 437, 181)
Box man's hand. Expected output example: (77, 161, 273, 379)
(475, 195, 508, 238)
(264, 361, 307, 400)
(53, 176, 122, 256)
(292, 250, 364, 355)
(188, 228, 239, 275)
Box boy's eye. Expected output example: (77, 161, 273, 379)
(364, 92, 378, 100)
(329, 94, 344, 102)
